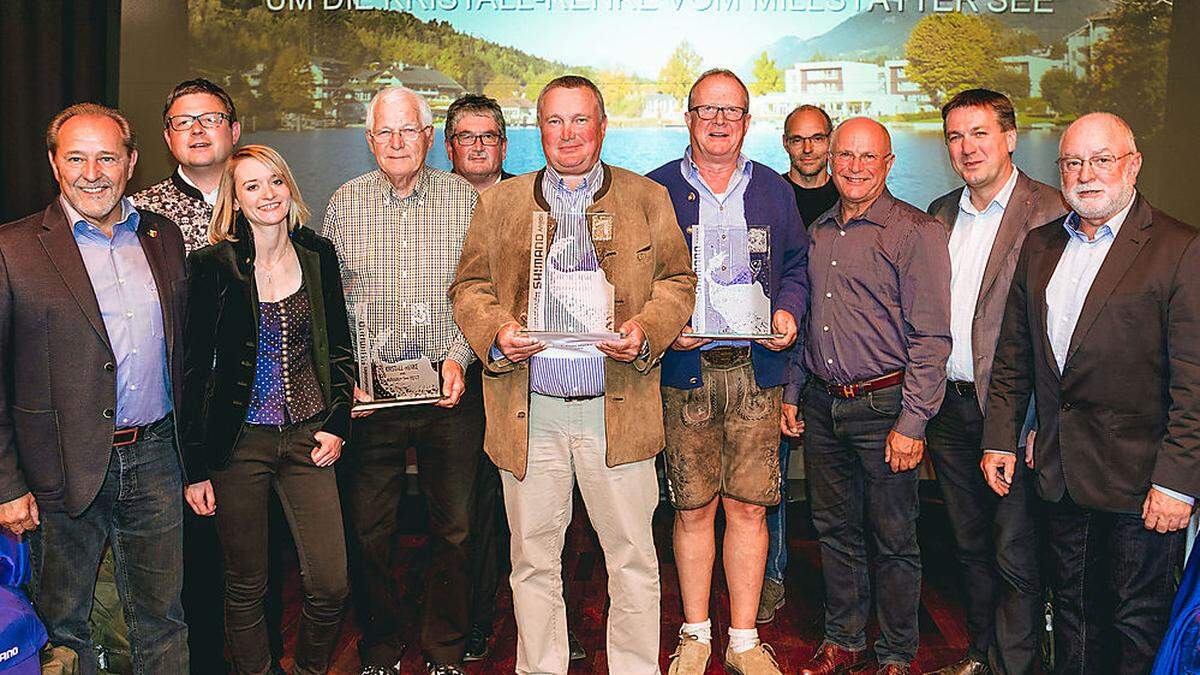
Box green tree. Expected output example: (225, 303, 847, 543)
(904, 13, 1003, 107)
(266, 45, 314, 120)
(750, 52, 784, 96)
(1088, 0, 1172, 139)
(991, 66, 1031, 102)
(1040, 67, 1087, 116)
(657, 41, 702, 101)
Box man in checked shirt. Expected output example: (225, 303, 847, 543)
(323, 85, 483, 675)
(797, 117, 952, 675)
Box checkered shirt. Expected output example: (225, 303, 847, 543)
(323, 167, 477, 368)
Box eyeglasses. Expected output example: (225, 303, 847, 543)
(832, 150, 892, 167)
(451, 131, 503, 147)
(785, 133, 829, 147)
(1056, 152, 1134, 175)
(368, 126, 431, 144)
(165, 112, 231, 132)
(688, 105, 748, 121)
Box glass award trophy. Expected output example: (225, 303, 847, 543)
(352, 301, 443, 412)
(690, 223, 779, 339)
(524, 212, 620, 351)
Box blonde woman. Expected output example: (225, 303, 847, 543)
(180, 144, 353, 674)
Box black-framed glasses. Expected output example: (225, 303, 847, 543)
(688, 105, 748, 121)
(1056, 152, 1135, 175)
(368, 126, 431, 144)
(451, 131, 503, 147)
(785, 133, 829, 147)
(165, 112, 232, 132)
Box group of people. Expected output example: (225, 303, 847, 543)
(0, 65, 1194, 675)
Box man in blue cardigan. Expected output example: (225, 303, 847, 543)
(647, 69, 809, 675)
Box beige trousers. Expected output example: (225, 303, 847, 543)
(501, 393, 662, 675)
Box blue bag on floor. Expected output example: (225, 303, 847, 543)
(0, 531, 46, 673)
(1152, 535, 1200, 673)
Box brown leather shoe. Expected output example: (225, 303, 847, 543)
(876, 663, 912, 675)
(799, 642, 868, 675)
(929, 658, 986, 675)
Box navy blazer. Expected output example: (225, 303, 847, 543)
(646, 157, 810, 390)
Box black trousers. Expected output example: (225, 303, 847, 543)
(1044, 495, 1184, 674)
(926, 385, 1042, 674)
(342, 364, 488, 666)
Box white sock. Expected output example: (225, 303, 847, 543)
(681, 619, 712, 645)
(728, 627, 759, 654)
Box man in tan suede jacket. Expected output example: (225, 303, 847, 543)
(449, 75, 695, 675)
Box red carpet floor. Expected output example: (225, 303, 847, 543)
(273, 494, 975, 674)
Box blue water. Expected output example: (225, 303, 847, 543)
(244, 126, 1062, 230)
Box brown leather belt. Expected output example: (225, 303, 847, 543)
(700, 345, 752, 368)
(824, 370, 903, 399)
(112, 415, 170, 447)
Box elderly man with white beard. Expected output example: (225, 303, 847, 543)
(982, 112, 1200, 674)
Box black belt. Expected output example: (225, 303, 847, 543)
(112, 414, 171, 447)
(701, 346, 752, 368)
(947, 380, 976, 397)
(562, 394, 601, 402)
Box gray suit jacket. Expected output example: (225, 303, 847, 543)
(0, 200, 187, 515)
(927, 169, 1066, 413)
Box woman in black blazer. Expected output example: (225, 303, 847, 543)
(181, 144, 353, 675)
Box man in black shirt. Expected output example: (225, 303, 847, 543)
(757, 104, 840, 625)
(781, 104, 839, 230)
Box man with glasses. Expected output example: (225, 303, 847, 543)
(132, 77, 257, 675)
(799, 117, 951, 675)
(983, 112, 1200, 674)
(647, 69, 806, 675)
(134, 79, 241, 251)
(758, 103, 841, 628)
(325, 86, 483, 675)
(924, 89, 1064, 675)
(444, 94, 513, 193)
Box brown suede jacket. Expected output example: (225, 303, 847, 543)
(449, 164, 696, 478)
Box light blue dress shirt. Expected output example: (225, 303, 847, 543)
(64, 197, 172, 427)
(1046, 196, 1190, 505)
(680, 148, 755, 350)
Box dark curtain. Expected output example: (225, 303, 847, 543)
(0, 0, 121, 223)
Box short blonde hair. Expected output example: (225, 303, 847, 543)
(209, 144, 310, 244)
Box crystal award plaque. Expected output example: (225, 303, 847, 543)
(689, 223, 779, 339)
(526, 212, 619, 354)
(352, 301, 443, 411)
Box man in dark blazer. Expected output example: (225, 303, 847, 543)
(0, 104, 189, 674)
(983, 112, 1200, 674)
(925, 89, 1065, 675)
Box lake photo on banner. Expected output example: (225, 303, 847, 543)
(244, 126, 1063, 230)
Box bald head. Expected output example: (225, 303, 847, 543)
(831, 117, 892, 157)
(1059, 112, 1141, 226)
(830, 117, 895, 213)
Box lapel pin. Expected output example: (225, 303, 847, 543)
(688, 192, 696, 201)
(148, 228, 158, 238)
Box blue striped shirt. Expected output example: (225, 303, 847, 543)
(529, 162, 607, 398)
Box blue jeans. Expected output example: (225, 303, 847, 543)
(764, 438, 791, 584)
(804, 381, 921, 665)
(29, 416, 188, 675)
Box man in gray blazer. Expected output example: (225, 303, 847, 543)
(925, 89, 1065, 675)
(0, 103, 188, 674)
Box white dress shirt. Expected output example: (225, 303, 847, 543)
(946, 167, 1019, 382)
(177, 167, 218, 206)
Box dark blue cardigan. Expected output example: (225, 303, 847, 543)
(646, 158, 810, 390)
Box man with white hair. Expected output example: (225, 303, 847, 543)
(983, 112, 1200, 673)
(324, 86, 483, 675)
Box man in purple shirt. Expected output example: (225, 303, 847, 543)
(798, 118, 951, 675)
